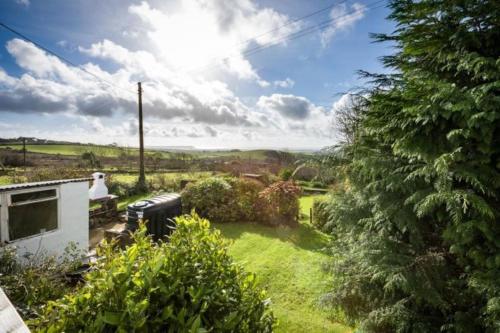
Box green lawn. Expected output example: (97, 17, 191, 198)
(213, 196, 350, 333)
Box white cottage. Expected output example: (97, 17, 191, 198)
(0, 178, 90, 258)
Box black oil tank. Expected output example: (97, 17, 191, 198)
(127, 193, 182, 240)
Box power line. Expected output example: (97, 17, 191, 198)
(0, 22, 136, 95)
(191, 0, 386, 75)
(235, 0, 350, 51)
(181, 0, 359, 73)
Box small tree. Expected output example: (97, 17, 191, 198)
(35, 214, 275, 332)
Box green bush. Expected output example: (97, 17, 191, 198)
(181, 177, 239, 223)
(147, 173, 181, 192)
(0, 244, 83, 321)
(312, 196, 329, 231)
(258, 181, 301, 226)
(182, 177, 302, 225)
(229, 177, 266, 222)
(278, 168, 293, 181)
(106, 175, 141, 197)
(35, 214, 275, 332)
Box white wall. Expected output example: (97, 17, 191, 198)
(2, 181, 89, 259)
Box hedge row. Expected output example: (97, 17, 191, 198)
(181, 177, 301, 226)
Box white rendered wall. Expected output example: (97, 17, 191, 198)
(5, 181, 89, 258)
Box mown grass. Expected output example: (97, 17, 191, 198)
(213, 196, 350, 333)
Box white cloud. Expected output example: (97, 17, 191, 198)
(320, 3, 367, 48)
(273, 78, 295, 88)
(2, 38, 261, 126)
(128, 0, 300, 82)
(15, 0, 29, 6)
(0, 1, 341, 148)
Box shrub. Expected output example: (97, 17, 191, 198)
(278, 168, 293, 181)
(106, 175, 140, 197)
(0, 244, 83, 321)
(147, 173, 181, 192)
(19, 167, 88, 183)
(312, 196, 329, 231)
(258, 181, 301, 226)
(35, 214, 276, 332)
(229, 178, 266, 222)
(181, 177, 239, 223)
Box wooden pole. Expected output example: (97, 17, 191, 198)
(137, 82, 147, 191)
(22, 137, 26, 171)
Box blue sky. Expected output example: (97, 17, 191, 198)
(0, 0, 394, 149)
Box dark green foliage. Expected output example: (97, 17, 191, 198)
(181, 177, 241, 223)
(311, 196, 330, 231)
(229, 177, 266, 222)
(182, 177, 300, 226)
(80, 151, 101, 169)
(322, 0, 500, 331)
(34, 215, 275, 332)
(279, 167, 293, 181)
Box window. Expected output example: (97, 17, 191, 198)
(7, 188, 58, 241)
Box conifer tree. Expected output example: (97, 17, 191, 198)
(326, 0, 500, 331)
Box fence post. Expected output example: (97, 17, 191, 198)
(310, 207, 313, 224)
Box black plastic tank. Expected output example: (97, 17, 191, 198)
(127, 193, 182, 240)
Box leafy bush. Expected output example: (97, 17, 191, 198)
(35, 214, 275, 332)
(147, 173, 182, 192)
(16, 167, 88, 183)
(0, 244, 83, 320)
(182, 177, 302, 225)
(258, 181, 301, 226)
(278, 168, 293, 181)
(229, 177, 266, 222)
(106, 175, 141, 197)
(182, 177, 239, 223)
(312, 196, 329, 231)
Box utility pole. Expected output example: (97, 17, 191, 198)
(137, 82, 147, 192)
(22, 137, 26, 171)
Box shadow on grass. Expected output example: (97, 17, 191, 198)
(213, 220, 331, 253)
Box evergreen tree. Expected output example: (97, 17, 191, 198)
(325, 0, 500, 331)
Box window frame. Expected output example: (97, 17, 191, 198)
(0, 186, 61, 243)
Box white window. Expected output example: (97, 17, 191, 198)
(1, 188, 59, 242)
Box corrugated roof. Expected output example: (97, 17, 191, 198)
(0, 287, 30, 333)
(0, 178, 92, 193)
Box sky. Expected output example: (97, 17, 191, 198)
(0, 0, 394, 149)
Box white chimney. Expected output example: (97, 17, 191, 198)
(89, 172, 108, 200)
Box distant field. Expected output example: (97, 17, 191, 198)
(0, 144, 279, 160)
(112, 171, 213, 184)
(0, 144, 128, 157)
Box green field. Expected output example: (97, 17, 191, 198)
(0, 144, 276, 160)
(0, 144, 126, 157)
(111, 171, 214, 184)
(213, 196, 349, 333)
